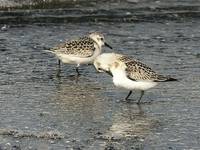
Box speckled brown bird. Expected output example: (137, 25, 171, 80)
(46, 32, 112, 75)
(94, 53, 177, 103)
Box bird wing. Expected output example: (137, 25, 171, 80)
(51, 37, 96, 57)
(118, 55, 162, 81)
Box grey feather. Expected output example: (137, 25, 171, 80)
(118, 55, 177, 82)
(50, 37, 96, 57)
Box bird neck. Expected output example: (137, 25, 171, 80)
(89, 43, 102, 62)
(111, 68, 130, 87)
(90, 37, 103, 50)
(111, 68, 127, 79)
(94, 42, 102, 54)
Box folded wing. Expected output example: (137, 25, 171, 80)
(51, 37, 95, 57)
(119, 56, 177, 82)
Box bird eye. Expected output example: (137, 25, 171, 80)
(100, 37, 104, 41)
(97, 67, 102, 70)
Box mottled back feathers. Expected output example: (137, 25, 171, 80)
(51, 37, 96, 57)
(118, 55, 176, 82)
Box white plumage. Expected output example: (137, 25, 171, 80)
(46, 32, 112, 75)
(94, 53, 177, 103)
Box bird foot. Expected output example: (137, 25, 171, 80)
(120, 98, 152, 105)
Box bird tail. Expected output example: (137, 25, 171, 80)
(155, 75, 178, 82)
(44, 50, 54, 53)
(43, 48, 55, 54)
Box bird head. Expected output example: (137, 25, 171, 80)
(89, 32, 112, 49)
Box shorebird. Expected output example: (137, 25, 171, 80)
(46, 32, 112, 75)
(94, 53, 177, 104)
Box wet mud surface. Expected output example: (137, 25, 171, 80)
(0, 1, 200, 149)
(1, 0, 200, 24)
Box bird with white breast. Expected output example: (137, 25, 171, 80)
(94, 53, 177, 104)
(46, 32, 112, 75)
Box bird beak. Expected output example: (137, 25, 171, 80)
(95, 67, 113, 77)
(105, 70, 113, 77)
(104, 42, 112, 49)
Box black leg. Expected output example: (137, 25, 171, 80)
(58, 59, 61, 68)
(125, 91, 132, 100)
(137, 90, 144, 104)
(56, 60, 61, 78)
(56, 68, 61, 78)
(75, 67, 80, 76)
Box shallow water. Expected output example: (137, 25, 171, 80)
(0, 14, 200, 150)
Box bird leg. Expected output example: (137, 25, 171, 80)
(56, 60, 61, 78)
(125, 91, 132, 100)
(75, 64, 80, 76)
(137, 90, 144, 104)
(58, 59, 61, 68)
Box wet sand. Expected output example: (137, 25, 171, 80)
(0, 1, 200, 149)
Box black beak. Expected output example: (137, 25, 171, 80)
(104, 42, 112, 49)
(95, 67, 113, 77)
(105, 70, 113, 77)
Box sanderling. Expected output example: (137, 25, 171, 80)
(94, 53, 177, 104)
(46, 32, 112, 75)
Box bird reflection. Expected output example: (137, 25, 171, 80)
(98, 103, 158, 143)
(55, 69, 80, 83)
(47, 76, 159, 149)
(50, 76, 109, 126)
